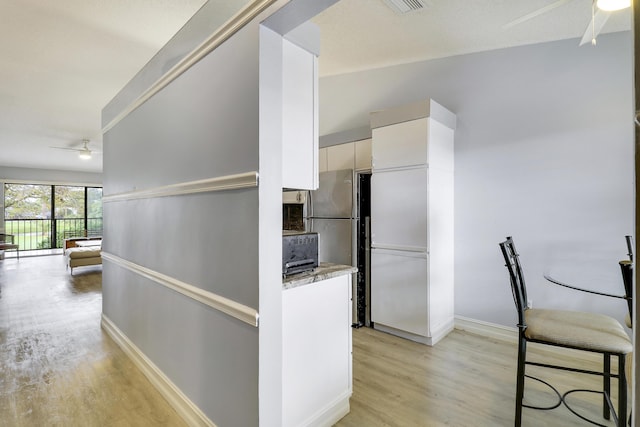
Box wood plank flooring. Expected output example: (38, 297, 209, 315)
(0, 255, 629, 426)
(336, 326, 626, 427)
(0, 256, 186, 427)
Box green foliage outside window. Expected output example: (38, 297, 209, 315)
(4, 184, 103, 250)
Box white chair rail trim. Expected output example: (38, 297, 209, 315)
(102, 172, 258, 203)
(101, 314, 216, 427)
(102, 0, 278, 134)
(101, 252, 259, 327)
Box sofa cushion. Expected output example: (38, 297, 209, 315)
(65, 246, 101, 259)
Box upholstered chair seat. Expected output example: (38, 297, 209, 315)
(524, 309, 632, 355)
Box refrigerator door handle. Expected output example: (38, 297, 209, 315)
(365, 216, 371, 327)
(371, 243, 428, 253)
(371, 246, 428, 259)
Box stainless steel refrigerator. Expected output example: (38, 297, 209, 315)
(306, 169, 357, 267)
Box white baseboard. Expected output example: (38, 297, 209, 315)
(373, 323, 430, 345)
(298, 390, 351, 427)
(427, 318, 455, 346)
(101, 314, 216, 427)
(454, 315, 518, 343)
(373, 319, 455, 347)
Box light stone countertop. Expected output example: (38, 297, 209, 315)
(282, 262, 357, 290)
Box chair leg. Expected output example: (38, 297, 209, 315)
(618, 354, 627, 427)
(604, 353, 611, 420)
(515, 335, 527, 427)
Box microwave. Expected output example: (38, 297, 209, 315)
(283, 191, 307, 232)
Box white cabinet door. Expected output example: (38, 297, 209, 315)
(355, 138, 372, 170)
(371, 249, 428, 337)
(282, 39, 318, 190)
(372, 119, 427, 171)
(327, 142, 355, 171)
(371, 167, 428, 251)
(283, 275, 352, 427)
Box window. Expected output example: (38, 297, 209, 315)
(4, 183, 103, 251)
(87, 187, 103, 237)
(4, 184, 52, 250)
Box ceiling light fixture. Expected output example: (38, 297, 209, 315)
(78, 139, 92, 160)
(596, 0, 631, 11)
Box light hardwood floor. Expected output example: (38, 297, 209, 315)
(0, 256, 186, 427)
(0, 255, 628, 426)
(336, 326, 627, 427)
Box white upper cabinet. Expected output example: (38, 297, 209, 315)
(282, 38, 318, 190)
(371, 119, 428, 171)
(327, 142, 355, 171)
(319, 138, 372, 173)
(354, 138, 372, 171)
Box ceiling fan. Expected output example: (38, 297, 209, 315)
(503, 0, 631, 46)
(50, 139, 100, 160)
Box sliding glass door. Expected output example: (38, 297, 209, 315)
(87, 187, 103, 237)
(4, 183, 103, 251)
(54, 186, 85, 248)
(4, 184, 52, 251)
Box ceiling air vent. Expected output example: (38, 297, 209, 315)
(383, 0, 427, 14)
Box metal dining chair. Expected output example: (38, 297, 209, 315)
(499, 236, 632, 426)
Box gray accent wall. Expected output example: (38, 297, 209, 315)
(101, 6, 273, 426)
(319, 32, 634, 329)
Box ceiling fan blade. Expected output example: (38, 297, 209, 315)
(50, 146, 83, 152)
(503, 0, 573, 30)
(579, 9, 611, 46)
(50, 138, 101, 155)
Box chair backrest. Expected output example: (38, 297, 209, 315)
(620, 235, 634, 327)
(0, 233, 13, 244)
(499, 236, 528, 329)
(625, 235, 633, 262)
(619, 260, 633, 326)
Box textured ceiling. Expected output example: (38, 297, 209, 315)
(0, 0, 632, 174)
(313, 0, 631, 76)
